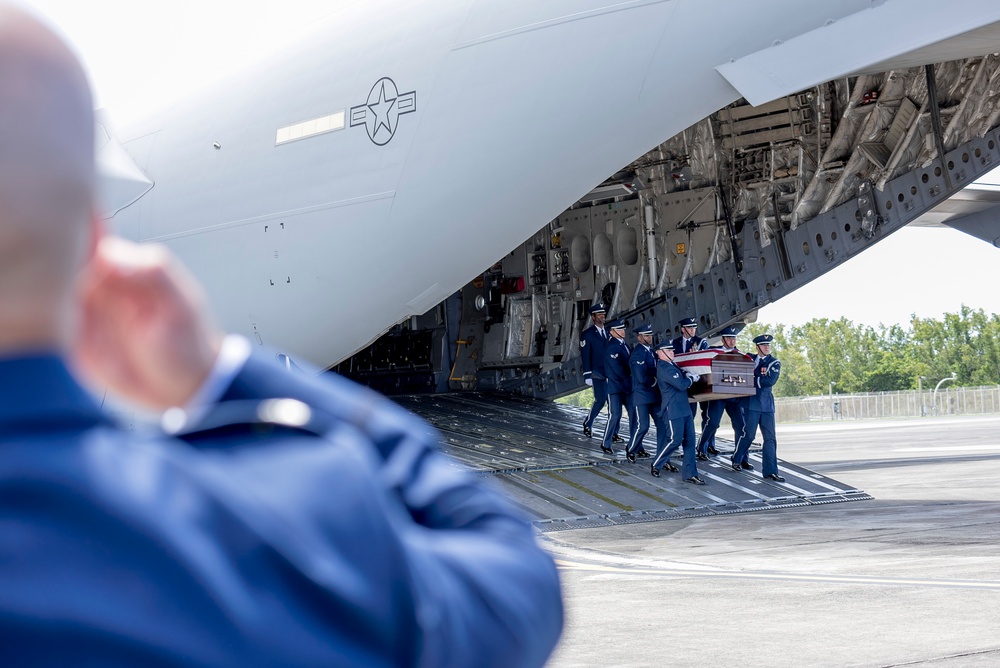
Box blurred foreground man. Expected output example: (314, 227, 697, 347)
(0, 6, 562, 666)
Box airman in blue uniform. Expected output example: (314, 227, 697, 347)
(626, 323, 659, 462)
(0, 12, 564, 666)
(670, 317, 707, 356)
(671, 317, 713, 451)
(652, 343, 705, 484)
(601, 319, 632, 455)
(580, 303, 610, 437)
(696, 325, 749, 461)
(732, 333, 785, 481)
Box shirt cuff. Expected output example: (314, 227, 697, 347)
(182, 334, 252, 424)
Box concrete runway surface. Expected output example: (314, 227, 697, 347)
(544, 415, 1000, 668)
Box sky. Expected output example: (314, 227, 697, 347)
(23, 1, 1000, 330)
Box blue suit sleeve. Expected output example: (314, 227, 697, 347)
(213, 351, 564, 666)
(657, 366, 693, 392)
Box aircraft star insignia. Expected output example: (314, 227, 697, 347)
(350, 77, 417, 146)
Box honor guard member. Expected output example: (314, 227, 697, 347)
(671, 316, 710, 440)
(671, 317, 708, 355)
(601, 319, 632, 455)
(732, 333, 785, 481)
(695, 325, 748, 461)
(652, 342, 705, 484)
(626, 323, 659, 462)
(0, 9, 564, 665)
(580, 303, 609, 437)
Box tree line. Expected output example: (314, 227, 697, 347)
(740, 306, 1000, 397)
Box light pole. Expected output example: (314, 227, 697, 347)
(932, 372, 957, 415)
(918, 375, 926, 416)
(829, 381, 837, 420)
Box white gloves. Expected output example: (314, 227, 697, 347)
(686, 373, 700, 382)
(585, 378, 593, 386)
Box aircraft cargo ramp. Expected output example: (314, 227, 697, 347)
(397, 394, 872, 532)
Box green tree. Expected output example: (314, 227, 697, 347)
(854, 323, 916, 391)
(911, 306, 1000, 386)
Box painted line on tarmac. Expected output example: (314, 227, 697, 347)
(894, 444, 1000, 452)
(554, 559, 1000, 590)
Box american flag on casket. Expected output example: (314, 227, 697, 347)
(673, 349, 756, 403)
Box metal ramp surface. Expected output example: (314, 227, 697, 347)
(396, 394, 872, 532)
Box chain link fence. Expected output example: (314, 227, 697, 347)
(775, 385, 1000, 422)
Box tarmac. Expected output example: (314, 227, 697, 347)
(402, 394, 870, 528)
(543, 415, 1000, 668)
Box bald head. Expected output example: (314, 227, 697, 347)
(0, 4, 96, 349)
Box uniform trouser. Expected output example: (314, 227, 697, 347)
(627, 402, 662, 455)
(733, 409, 778, 475)
(697, 397, 746, 455)
(603, 392, 631, 449)
(652, 415, 698, 480)
(698, 401, 712, 448)
(585, 378, 608, 429)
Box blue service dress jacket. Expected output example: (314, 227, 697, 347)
(670, 335, 707, 355)
(747, 353, 781, 413)
(0, 351, 563, 667)
(656, 360, 694, 420)
(580, 325, 608, 381)
(630, 344, 659, 405)
(605, 338, 632, 395)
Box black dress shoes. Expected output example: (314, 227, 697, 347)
(740, 462, 754, 471)
(583, 422, 592, 438)
(663, 462, 679, 473)
(684, 476, 706, 485)
(600, 445, 615, 455)
(626, 451, 636, 463)
(612, 434, 625, 444)
(636, 449, 651, 459)
(650, 465, 660, 478)
(696, 453, 709, 462)
(730, 460, 742, 472)
(706, 446, 720, 455)
(764, 473, 786, 482)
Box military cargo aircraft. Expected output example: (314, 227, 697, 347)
(95, 0, 1000, 400)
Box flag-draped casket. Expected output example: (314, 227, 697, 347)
(673, 349, 756, 402)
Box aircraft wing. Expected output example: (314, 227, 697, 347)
(717, 0, 1000, 106)
(909, 178, 1000, 247)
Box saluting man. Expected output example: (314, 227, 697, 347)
(732, 333, 785, 481)
(626, 323, 658, 462)
(580, 304, 609, 438)
(601, 319, 632, 455)
(696, 325, 748, 461)
(652, 342, 705, 484)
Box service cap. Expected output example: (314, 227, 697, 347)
(720, 325, 740, 337)
(656, 341, 674, 351)
(608, 319, 626, 331)
(635, 323, 654, 336)
(679, 317, 698, 328)
(589, 304, 607, 315)
(753, 334, 774, 345)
